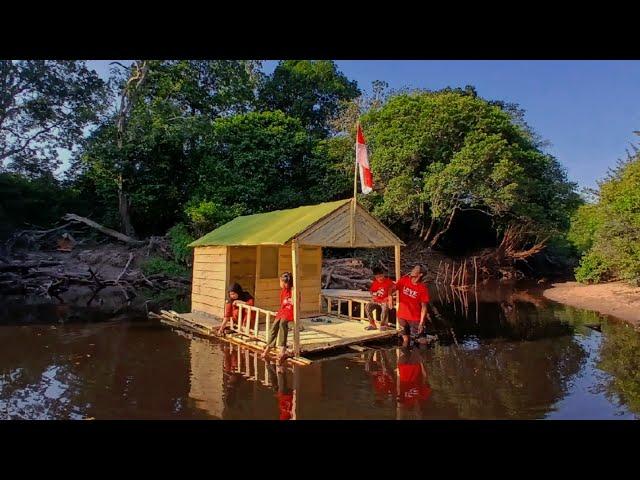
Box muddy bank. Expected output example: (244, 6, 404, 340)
(543, 281, 640, 327)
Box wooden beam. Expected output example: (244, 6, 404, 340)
(291, 239, 301, 357)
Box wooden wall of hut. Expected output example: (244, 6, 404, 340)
(191, 246, 227, 318)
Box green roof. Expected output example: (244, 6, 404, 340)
(188, 199, 351, 247)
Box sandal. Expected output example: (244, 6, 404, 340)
(364, 325, 378, 331)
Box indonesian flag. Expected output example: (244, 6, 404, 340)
(356, 124, 373, 194)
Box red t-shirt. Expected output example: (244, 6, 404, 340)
(276, 288, 294, 321)
(398, 363, 432, 407)
(370, 277, 395, 303)
(278, 392, 293, 420)
(396, 276, 430, 322)
(372, 371, 395, 396)
(225, 297, 255, 321)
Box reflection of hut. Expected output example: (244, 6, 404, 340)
(188, 337, 224, 418)
(170, 198, 405, 358)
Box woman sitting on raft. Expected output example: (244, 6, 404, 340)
(217, 282, 255, 335)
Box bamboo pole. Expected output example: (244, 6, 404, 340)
(394, 244, 401, 331)
(291, 239, 301, 357)
(435, 260, 442, 283)
(450, 261, 457, 286)
(473, 256, 479, 324)
(444, 262, 449, 284)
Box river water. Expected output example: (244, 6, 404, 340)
(1, 281, 639, 420)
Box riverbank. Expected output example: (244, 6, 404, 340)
(543, 281, 640, 327)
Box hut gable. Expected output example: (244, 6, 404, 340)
(295, 202, 403, 247)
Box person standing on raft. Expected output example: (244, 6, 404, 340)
(261, 272, 294, 364)
(396, 264, 432, 348)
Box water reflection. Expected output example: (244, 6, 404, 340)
(1, 286, 639, 420)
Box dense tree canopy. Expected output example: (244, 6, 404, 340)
(360, 89, 580, 248)
(258, 60, 360, 137)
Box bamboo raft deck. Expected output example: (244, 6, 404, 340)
(152, 291, 399, 365)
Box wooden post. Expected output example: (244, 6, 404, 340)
(291, 239, 301, 357)
(348, 299, 353, 319)
(394, 244, 401, 331)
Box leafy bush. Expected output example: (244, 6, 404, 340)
(142, 256, 188, 277)
(167, 223, 194, 265)
(184, 199, 244, 237)
(570, 150, 640, 285)
(574, 251, 609, 284)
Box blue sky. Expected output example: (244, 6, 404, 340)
(87, 60, 640, 190)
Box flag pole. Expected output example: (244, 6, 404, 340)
(351, 123, 359, 247)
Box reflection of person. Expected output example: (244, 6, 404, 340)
(396, 265, 431, 348)
(261, 272, 294, 364)
(221, 344, 241, 406)
(397, 348, 432, 411)
(266, 363, 294, 420)
(218, 283, 255, 335)
(365, 350, 395, 400)
(365, 267, 395, 331)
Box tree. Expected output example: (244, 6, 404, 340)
(571, 145, 640, 284)
(258, 60, 360, 137)
(0, 60, 110, 177)
(361, 89, 579, 249)
(73, 60, 263, 237)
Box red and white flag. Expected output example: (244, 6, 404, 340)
(356, 123, 373, 194)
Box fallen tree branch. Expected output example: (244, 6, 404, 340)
(62, 214, 145, 245)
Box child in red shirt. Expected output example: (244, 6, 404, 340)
(261, 272, 294, 365)
(365, 266, 395, 331)
(217, 283, 255, 336)
(396, 264, 431, 348)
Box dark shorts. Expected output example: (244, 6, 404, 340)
(398, 318, 423, 338)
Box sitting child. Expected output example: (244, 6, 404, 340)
(217, 282, 255, 335)
(365, 267, 395, 331)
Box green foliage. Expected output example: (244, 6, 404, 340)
(184, 200, 245, 237)
(574, 251, 609, 284)
(258, 60, 360, 137)
(167, 224, 195, 265)
(361, 90, 579, 246)
(193, 110, 324, 214)
(1, 60, 110, 177)
(598, 320, 640, 415)
(141, 256, 188, 277)
(571, 150, 640, 285)
(567, 203, 604, 253)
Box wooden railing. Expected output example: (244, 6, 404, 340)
(320, 293, 374, 323)
(230, 303, 278, 344)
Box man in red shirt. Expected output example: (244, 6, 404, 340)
(396, 264, 431, 348)
(365, 267, 395, 331)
